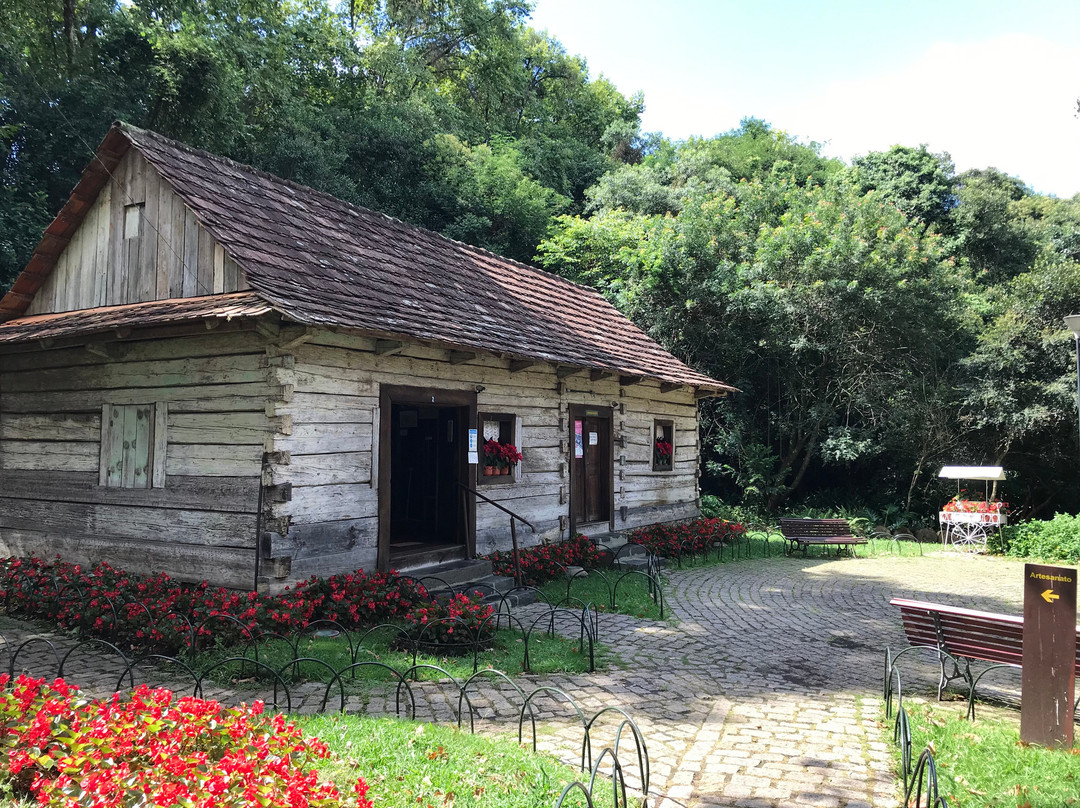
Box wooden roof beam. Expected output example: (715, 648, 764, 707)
(660, 382, 683, 394)
(375, 339, 404, 356)
(449, 350, 476, 364)
(509, 359, 539, 372)
(619, 375, 644, 386)
(556, 366, 581, 379)
(590, 370, 614, 382)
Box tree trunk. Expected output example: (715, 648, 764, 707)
(63, 0, 77, 65)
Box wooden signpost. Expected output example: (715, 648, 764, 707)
(1021, 563, 1077, 747)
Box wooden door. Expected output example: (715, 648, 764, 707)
(570, 407, 612, 528)
(378, 386, 477, 570)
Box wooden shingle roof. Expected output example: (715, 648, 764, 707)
(1, 123, 732, 392)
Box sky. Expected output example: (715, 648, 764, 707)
(528, 0, 1080, 198)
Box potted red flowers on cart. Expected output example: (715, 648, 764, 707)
(483, 438, 523, 476)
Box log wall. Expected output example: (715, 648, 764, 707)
(0, 321, 704, 592)
(260, 327, 701, 588)
(25, 150, 247, 315)
(0, 327, 276, 588)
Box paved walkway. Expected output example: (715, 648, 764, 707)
(0, 550, 1033, 808)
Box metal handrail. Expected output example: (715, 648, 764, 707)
(458, 482, 535, 587)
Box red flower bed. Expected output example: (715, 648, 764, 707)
(627, 518, 746, 558)
(0, 556, 431, 654)
(0, 674, 371, 807)
(403, 592, 496, 651)
(482, 534, 603, 586)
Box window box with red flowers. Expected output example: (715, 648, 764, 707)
(479, 413, 523, 483)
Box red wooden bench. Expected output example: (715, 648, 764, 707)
(778, 518, 867, 557)
(889, 598, 1080, 719)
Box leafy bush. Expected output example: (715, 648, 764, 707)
(628, 518, 746, 558)
(1002, 514, 1080, 563)
(0, 675, 371, 807)
(483, 534, 603, 585)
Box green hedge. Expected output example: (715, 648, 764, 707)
(1002, 514, 1080, 563)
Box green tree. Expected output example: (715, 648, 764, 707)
(950, 168, 1038, 285)
(541, 163, 975, 510)
(852, 144, 956, 232)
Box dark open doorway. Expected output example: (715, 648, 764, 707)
(378, 386, 476, 570)
(570, 405, 614, 533)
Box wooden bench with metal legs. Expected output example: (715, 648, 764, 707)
(778, 518, 867, 557)
(888, 597, 1080, 720)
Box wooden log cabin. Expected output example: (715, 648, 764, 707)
(0, 123, 734, 591)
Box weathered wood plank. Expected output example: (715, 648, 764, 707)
(137, 162, 159, 302)
(94, 182, 111, 307)
(155, 169, 174, 299)
(285, 517, 377, 560)
(107, 167, 125, 306)
(167, 411, 270, 445)
(273, 423, 373, 454)
(182, 206, 200, 297)
(0, 439, 101, 472)
(0, 329, 268, 374)
(2, 470, 260, 513)
(266, 453, 371, 487)
(0, 413, 100, 441)
(273, 393, 375, 424)
(0, 528, 255, 589)
(0, 497, 256, 548)
(2, 353, 268, 393)
(276, 483, 376, 523)
(98, 403, 113, 485)
(213, 243, 225, 293)
(152, 402, 168, 487)
(197, 221, 215, 298)
(120, 403, 140, 488)
(2, 383, 277, 413)
(165, 444, 262, 477)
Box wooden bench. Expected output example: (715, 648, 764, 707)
(778, 518, 866, 557)
(889, 598, 1080, 719)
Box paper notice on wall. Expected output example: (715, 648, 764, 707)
(589, 432, 598, 445)
(574, 420, 584, 458)
(468, 452, 479, 464)
(468, 428, 478, 453)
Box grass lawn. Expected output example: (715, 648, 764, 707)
(540, 570, 665, 620)
(191, 625, 608, 693)
(896, 700, 1080, 807)
(296, 713, 626, 808)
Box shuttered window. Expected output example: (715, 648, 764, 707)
(99, 403, 166, 488)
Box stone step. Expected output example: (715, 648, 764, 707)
(394, 558, 493, 587)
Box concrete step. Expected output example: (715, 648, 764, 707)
(399, 562, 539, 608)
(394, 558, 493, 587)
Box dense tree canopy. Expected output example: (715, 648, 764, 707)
(4, 1, 1080, 521)
(0, 0, 639, 286)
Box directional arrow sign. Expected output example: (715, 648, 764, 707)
(1022, 563, 1076, 747)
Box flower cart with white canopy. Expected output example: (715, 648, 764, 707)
(938, 466, 1007, 549)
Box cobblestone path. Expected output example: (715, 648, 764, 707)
(0, 551, 1032, 808)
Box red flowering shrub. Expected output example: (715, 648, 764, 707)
(0, 556, 430, 654)
(403, 592, 496, 652)
(628, 518, 746, 558)
(483, 534, 603, 585)
(0, 674, 371, 807)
